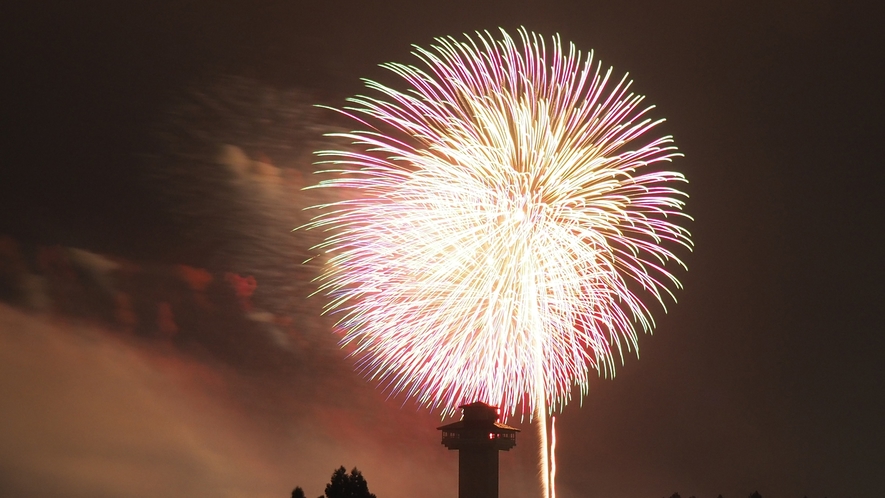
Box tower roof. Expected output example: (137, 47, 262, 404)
(437, 402, 520, 433)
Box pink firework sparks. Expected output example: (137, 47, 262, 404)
(304, 28, 691, 421)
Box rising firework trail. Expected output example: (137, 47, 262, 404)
(304, 27, 692, 497)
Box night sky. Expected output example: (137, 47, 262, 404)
(1, 1, 883, 498)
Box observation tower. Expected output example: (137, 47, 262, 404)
(438, 402, 520, 498)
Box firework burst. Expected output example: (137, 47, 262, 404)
(304, 28, 691, 420)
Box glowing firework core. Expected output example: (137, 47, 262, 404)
(305, 28, 692, 419)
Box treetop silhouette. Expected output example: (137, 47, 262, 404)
(323, 466, 377, 498)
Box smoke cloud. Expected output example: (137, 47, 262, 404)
(0, 76, 543, 498)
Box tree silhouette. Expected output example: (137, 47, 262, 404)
(323, 466, 377, 498)
(748, 492, 762, 498)
(291, 487, 306, 498)
(668, 493, 681, 498)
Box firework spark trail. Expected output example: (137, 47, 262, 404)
(550, 415, 557, 498)
(536, 356, 549, 498)
(304, 27, 691, 497)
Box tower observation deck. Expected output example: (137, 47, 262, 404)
(438, 402, 520, 498)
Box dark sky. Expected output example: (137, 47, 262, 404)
(1, 1, 884, 498)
